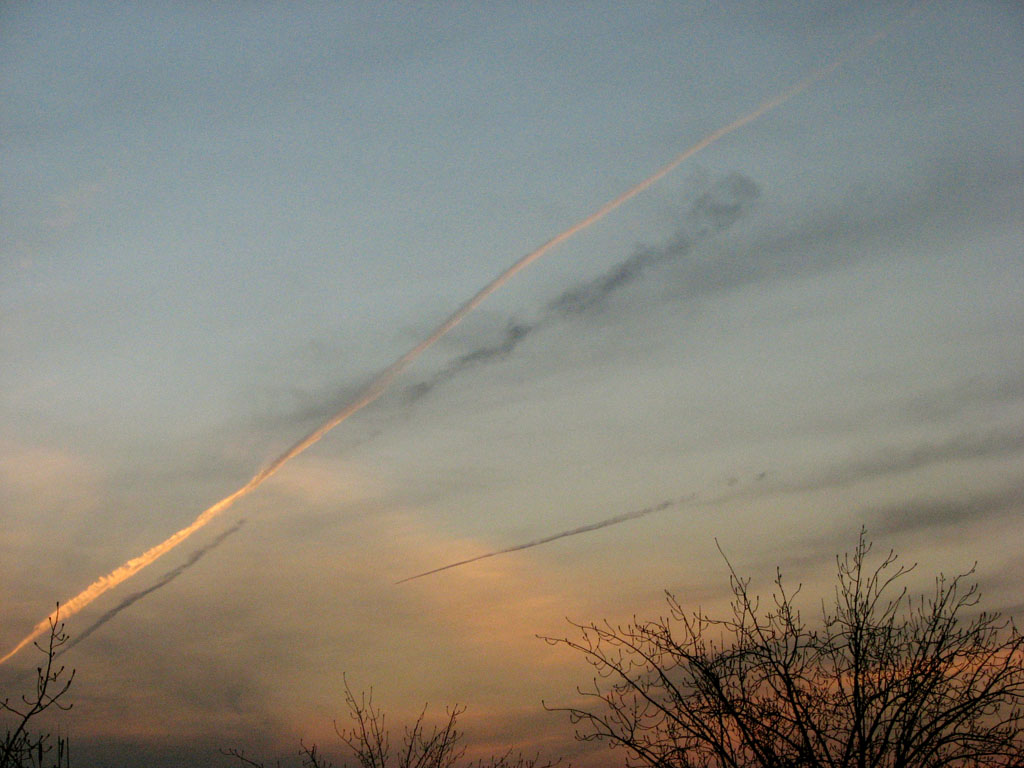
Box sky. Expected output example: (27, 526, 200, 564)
(1, 1, 1022, 765)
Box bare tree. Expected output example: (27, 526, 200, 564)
(1, 606, 73, 768)
(225, 677, 561, 768)
(332, 678, 464, 768)
(544, 530, 1024, 768)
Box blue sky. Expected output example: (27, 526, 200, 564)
(2, 2, 1022, 765)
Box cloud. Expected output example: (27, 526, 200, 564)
(407, 173, 761, 401)
(867, 485, 1024, 538)
(796, 429, 1024, 493)
(405, 320, 534, 402)
(659, 152, 1023, 304)
(266, 149, 1020, 429)
(401, 151, 1021, 408)
(892, 374, 1024, 425)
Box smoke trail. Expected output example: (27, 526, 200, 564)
(398, 470, 773, 583)
(1, 5, 919, 665)
(407, 319, 536, 402)
(549, 174, 761, 317)
(396, 497, 690, 584)
(58, 521, 245, 657)
(408, 174, 760, 401)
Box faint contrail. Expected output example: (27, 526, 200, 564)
(398, 470, 774, 583)
(396, 497, 690, 584)
(57, 521, 245, 657)
(0, 4, 920, 665)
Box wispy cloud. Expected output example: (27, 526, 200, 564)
(792, 429, 1024, 493)
(659, 152, 1023, 304)
(402, 151, 1023, 408)
(407, 173, 761, 402)
(867, 485, 1024, 538)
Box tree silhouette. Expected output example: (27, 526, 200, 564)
(225, 676, 560, 768)
(1, 606, 73, 768)
(545, 531, 1024, 768)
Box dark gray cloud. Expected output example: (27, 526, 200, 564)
(403, 152, 1021, 406)
(713, 483, 1024, 613)
(892, 374, 1024, 426)
(795, 429, 1024, 493)
(544, 173, 762, 319)
(868, 485, 1024, 538)
(407, 173, 761, 401)
(405, 320, 534, 402)
(660, 153, 1023, 304)
(59, 520, 245, 657)
(264, 150, 1020, 429)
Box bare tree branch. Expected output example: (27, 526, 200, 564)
(544, 529, 1024, 768)
(1, 605, 74, 768)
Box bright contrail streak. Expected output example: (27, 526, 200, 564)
(57, 521, 245, 657)
(0, 5, 920, 666)
(395, 497, 689, 584)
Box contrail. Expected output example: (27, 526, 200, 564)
(57, 521, 245, 657)
(0, 4, 921, 665)
(398, 470, 773, 583)
(407, 174, 760, 402)
(396, 497, 689, 584)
